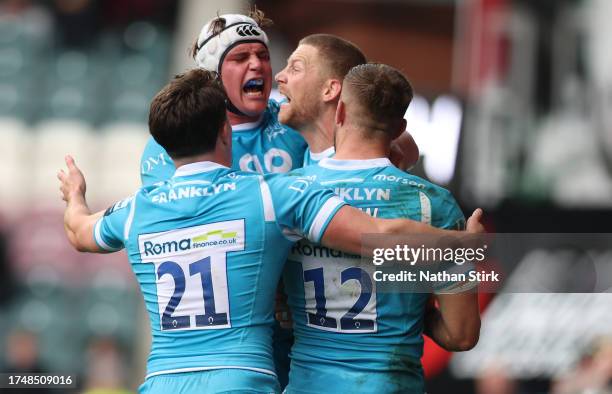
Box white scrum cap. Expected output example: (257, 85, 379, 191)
(194, 14, 269, 72)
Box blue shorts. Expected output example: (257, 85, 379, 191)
(139, 369, 281, 394)
(284, 359, 424, 394)
(272, 320, 293, 390)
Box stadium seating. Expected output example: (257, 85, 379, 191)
(31, 119, 100, 204)
(0, 8, 169, 384)
(97, 122, 149, 203)
(0, 117, 32, 209)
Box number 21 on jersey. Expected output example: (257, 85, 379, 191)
(138, 220, 245, 331)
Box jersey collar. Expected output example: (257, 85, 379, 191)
(173, 161, 228, 177)
(318, 157, 392, 170)
(309, 146, 336, 160)
(232, 115, 264, 132)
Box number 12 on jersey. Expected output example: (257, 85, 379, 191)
(302, 263, 378, 334)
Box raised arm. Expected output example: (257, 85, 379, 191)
(58, 155, 106, 253)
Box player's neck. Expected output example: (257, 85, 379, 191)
(333, 127, 390, 161)
(334, 145, 389, 161)
(173, 152, 231, 169)
(301, 108, 335, 153)
(227, 111, 262, 126)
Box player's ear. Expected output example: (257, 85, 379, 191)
(335, 99, 346, 126)
(322, 79, 342, 103)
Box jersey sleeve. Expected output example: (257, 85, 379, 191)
(261, 174, 346, 243)
(93, 196, 134, 252)
(430, 189, 466, 230)
(140, 137, 176, 186)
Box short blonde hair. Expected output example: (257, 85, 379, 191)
(298, 34, 366, 80)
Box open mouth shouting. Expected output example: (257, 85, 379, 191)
(278, 87, 291, 109)
(243, 78, 265, 97)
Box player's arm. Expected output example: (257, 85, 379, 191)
(269, 173, 484, 255)
(389, 131, 419, 171)
(422, 199, 482, 351)
(424, 292, 480, 351)
(321, 205, 485, 256)
(58, 155, 107, 253)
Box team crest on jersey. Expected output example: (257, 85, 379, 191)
(264, 122, 286, 142)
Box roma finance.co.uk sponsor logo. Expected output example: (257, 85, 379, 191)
(144, 229, 238, 257)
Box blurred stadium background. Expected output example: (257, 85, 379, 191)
(0, 0, 611, 393)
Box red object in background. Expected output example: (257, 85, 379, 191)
(455, 0, 510, 98)
(421, 291, 493, 378)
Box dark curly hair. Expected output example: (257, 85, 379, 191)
(149, 69, 228, 159)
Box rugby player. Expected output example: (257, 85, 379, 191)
(140, 9, 307, 185)
(59, 69, 483, 393)
(282, 64, 481, 393)
(275, 33, 419, 167)
(273, 34, 421, 384)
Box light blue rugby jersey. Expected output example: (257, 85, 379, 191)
(140, 100, 307, 186)
(302, 146, 335, 167)
(283, 158, 466, 391)
(93, 161, 345, 381)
